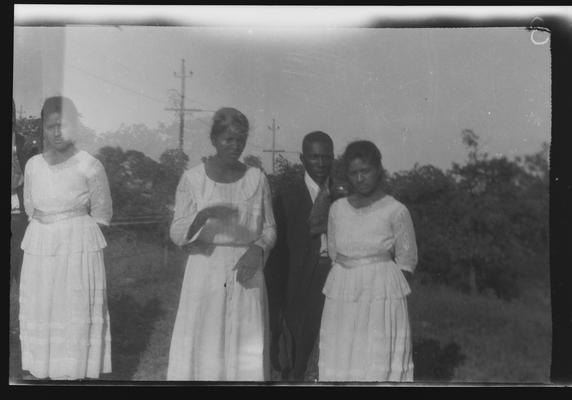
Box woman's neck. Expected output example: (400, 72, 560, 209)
(349, 186, 386, 208)
(43, 145, 78, 165)
(206, 155, 246, 183)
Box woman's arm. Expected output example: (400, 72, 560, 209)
(327, 201, 338, 262)
(235, 174, 277, 286)
(23, 158, 35, 221)
(170, 172, 201, 247)
(253, 174, 277, 263)
(392, 204, 418, 275)
(88, 159, 113, 226)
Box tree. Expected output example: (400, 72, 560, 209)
(14, 115, 42, 164)
(447, 130, 524, 298)
(96, 146, 166, 218)
(98, 122, 178, 161)
(388, 164, 457, 286)
(267, 154, 306, 198)
(155, 148, 190, 212)
(513, 142, 549, 252)
(243, 154, 264, 171)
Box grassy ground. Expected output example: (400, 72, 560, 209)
(9, 229, 551, 384)
(409, 249, 551, 383)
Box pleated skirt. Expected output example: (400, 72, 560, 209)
(166, 246, 269, 381)
(18, 250, 112, 380)
(318, 295, 413, 382)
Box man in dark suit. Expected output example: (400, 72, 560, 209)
(265, 131, 337, 381)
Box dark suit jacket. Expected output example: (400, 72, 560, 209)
(268, 180, 320, 320)
(265, 175, 334, 375)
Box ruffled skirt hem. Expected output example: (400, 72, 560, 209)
(18, 249, 112, 380)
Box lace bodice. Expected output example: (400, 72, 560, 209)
(23, 151, 113, 226)
(322, 195, 418, 301)
(20, 151, 112, 255)
(169, 163, 276, 256)
(328, 195, 418, 273)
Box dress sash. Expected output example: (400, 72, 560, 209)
(33, 205, 89, 224)
(335, 252, 393, 269)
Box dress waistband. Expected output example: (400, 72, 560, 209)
(33, 206, 89, 224)
(207, 243, 251, 248)
(335, 252, 393, 269)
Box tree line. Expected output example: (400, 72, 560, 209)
(14, 116, 548, 300)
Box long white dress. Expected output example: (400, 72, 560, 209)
(319, 195, 418, 382)
(167, 163, 276, 381)
(19, 150, 113, 380)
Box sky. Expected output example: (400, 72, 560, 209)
(12, 6, 553, 174)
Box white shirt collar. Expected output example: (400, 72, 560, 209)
(304, 171, 329, 203)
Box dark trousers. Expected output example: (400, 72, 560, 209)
(287, 257, 332, 381)
(10, 213, 27, 285)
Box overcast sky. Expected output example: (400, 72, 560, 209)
(13, 6, 552, 173)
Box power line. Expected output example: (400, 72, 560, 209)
(165, 59, 215, 150)
(263, 118, 285, 174)
(69, 63, 165, 105)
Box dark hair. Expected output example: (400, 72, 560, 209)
(41, 96, 79, 121)
(342, 140, 383, 173)
(210, 107, 249, 140)
(302, 131, 333, 153)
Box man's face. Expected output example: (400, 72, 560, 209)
(300, 141, 334, 186)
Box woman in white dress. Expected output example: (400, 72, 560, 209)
(319, 140, 418, 382)
(167, 107, 276, 381)
(19, 96, 113, 380)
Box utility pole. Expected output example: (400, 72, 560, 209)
(165, 59, 213, 151)
(263, 118, 285, 174)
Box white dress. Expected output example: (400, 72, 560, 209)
(19, 150, 113, 380)
(319, 195, 418, 382)
(167, 163, 276, 381)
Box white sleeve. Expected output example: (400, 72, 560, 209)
(392, 205, 418, 273)
(327, 202, 338, 261)
(23, 158, 35, 221)
(169, 173, 199, 247)
(87, 159, 113, 226)
(253, 174, 277, 263)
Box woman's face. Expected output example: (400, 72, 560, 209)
(347, 157, 381, 197)
(212, 128, 247, 162)
(43, 111, 77, 152)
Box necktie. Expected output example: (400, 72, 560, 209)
(308, 184, 332, 237)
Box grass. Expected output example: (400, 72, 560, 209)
(408, 250, 551, 383)
(9, 228, 551, 384)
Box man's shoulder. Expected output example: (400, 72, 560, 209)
(275, 178, 307, 202)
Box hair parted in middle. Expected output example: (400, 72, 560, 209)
(41, 96, 79, 121)
(342, 140, 383, 173)
(210, 107, 250, 140)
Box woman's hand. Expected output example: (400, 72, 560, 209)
(186, 204, 239, 242)
(233, 244, 263, 287)
(197, 204, 238, 225)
